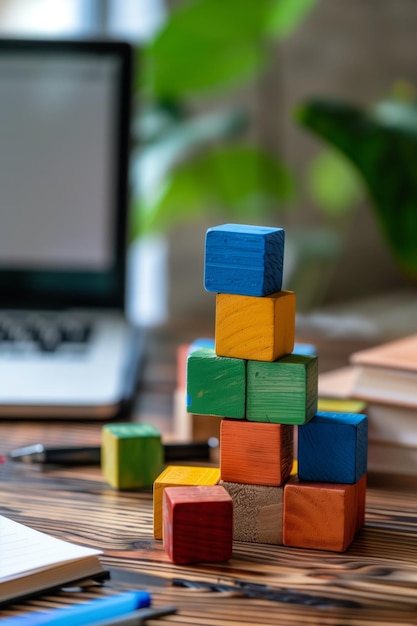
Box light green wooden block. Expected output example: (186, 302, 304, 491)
(186, 347, 246, 418)
(101, 423, 163, 490)
(246, 355, 318, 424)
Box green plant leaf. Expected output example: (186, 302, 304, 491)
(296, 98, 417, 278)
(142, 0, 276, 99)
(307, 148, 363, 218)
(266, 0, 318, 38)
(133, 143, 295, 236)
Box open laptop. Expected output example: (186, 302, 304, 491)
(0, 37, 145, 419)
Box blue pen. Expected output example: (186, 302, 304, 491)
(0, 591, 151, 626)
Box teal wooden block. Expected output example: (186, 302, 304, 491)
(246, 354, 318, 424)
(101, 423, 163, 490)
(186, 347, 246, 418)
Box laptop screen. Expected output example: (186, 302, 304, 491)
(0, 38, 132, 309)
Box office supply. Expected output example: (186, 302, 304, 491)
(0, 515, 104, 605)
(0, 591, 151, 625)
(8, 440, 217, 466)
(0, 38, 144, 419)
(349, 333, 417, 406)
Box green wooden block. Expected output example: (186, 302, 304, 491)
(246, 354, 318, 424)
(101, 423, 163, 490)
(186, 347, 246, 418)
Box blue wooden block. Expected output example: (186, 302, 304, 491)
(292, 342, 316, 356)
(189, 337, 215, 353)
(204, 224, 285, 296)
(298, 411, 368, 484)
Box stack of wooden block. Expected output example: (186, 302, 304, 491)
(151, 223, 367, 563)
(186, 223, 368, 553)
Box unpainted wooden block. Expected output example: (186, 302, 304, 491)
(101, 423, 163, 490)
(204, 223, 285, 296)
(215, 291, 295, 362)
(221, 480, 284, 544)
(283, 477, 358, 552)
(298, 411, 368, 484)
(163, 485, 233, 564)
(246, 355, 318, 424)
(153, 465, 220, 539)
(186, 347, 246, 418)
(220, 419, 293, 486)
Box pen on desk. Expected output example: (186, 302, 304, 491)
(8, 438, 219, 466)
(86, 605, 177, 626)
(0, 591, 152, 626)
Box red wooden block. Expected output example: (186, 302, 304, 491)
(163, 485, 233, 564)
(283, 477, 358, 552)
(220, 419, 293, 486)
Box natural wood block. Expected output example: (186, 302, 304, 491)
(163, 485, 233, 564)
(186, 347, 246, 418)
(101, 423, 163, 490)
(153, 465, 220, 539)
(215, 291, 295, 362)
(220, 419, 293, 486)
(221, 480, 284, 544)
(283, 478, 358, 552)
(204, 223, 285, 296)
(298, 411, 368, 484)
(246, 355, 318, 424)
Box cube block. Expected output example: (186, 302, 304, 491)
(153, 465, 220, 539)
(221, 480, 284, 544)
(163, 485, 233, 564)
(186, 347, 246, 418)
(246, 355, 318, 424)
(283, 478, 359, 552)
(204, 223, 285, 296)
(101, 423, 163, 490)
(298, 411, 368, 484)
(220, 419, 293, 486)
(215, 291, 295, 362)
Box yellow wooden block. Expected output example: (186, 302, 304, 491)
(153, 465, 220, 539)
(318, 398, 367, 414)
(215, 290, 295, 362)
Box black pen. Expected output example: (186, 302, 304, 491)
(8, 438, 219, 466)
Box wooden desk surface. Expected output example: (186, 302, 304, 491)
(1, 325, 417, 625)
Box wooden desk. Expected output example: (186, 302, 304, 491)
(1, 325, 417, 625)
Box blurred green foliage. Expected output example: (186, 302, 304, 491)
(130, 0, 318, 238)
(297, 87, 417, 279)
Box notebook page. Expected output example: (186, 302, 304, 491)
(0, 515, 102, 582)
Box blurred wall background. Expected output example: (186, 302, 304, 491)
(0, 0, 415, 325)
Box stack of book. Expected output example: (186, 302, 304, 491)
(319, 334, 417, 476)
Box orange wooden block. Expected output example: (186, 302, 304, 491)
(283, 477, 359, 552)
(163, 485, 233, 564)
(355, 474, 367, 532)
(220, 419, 293, 486)
(215, 290, 295, 362)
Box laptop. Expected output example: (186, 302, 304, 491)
(0, 37, 145, 419)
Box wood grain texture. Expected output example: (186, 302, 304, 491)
(246, 354, 318, 424)
(283, 477, 359, 552)
(204, 224, 285, 296)
(221, 480, 284, 544)
(298, 411, 368, 484)
(163, 485, 233, 564)
(153, 465, 220, 540)
(101, 423, 163, 490)
(215, 291, 295, 362)
(186, 347, 246, 418)
(220, 419, 293, 486)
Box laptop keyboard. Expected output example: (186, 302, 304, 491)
(0, 314, 93, 355)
